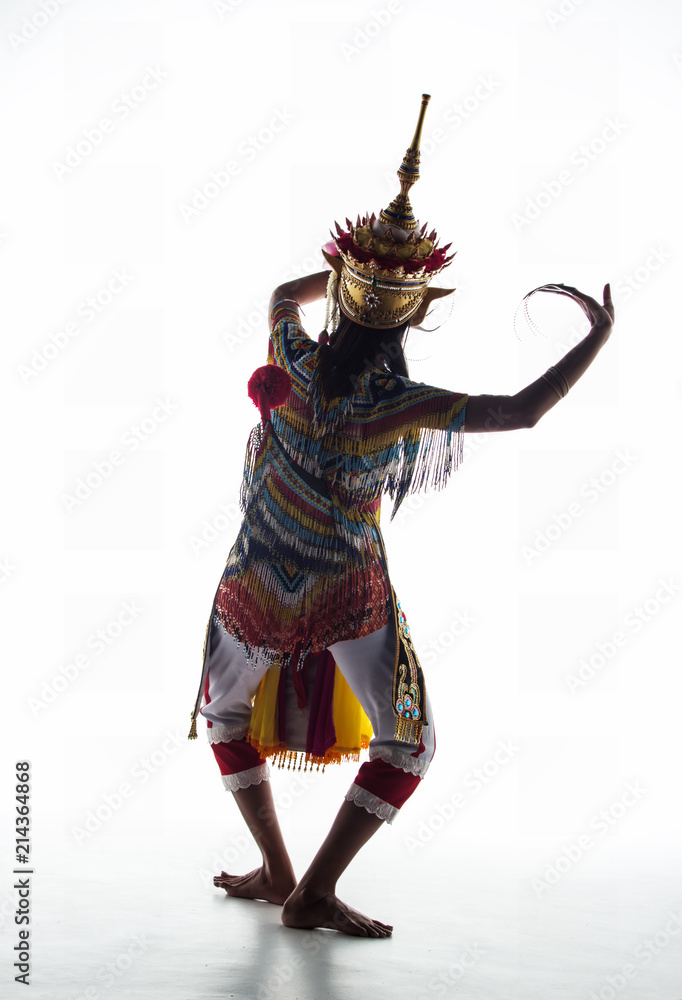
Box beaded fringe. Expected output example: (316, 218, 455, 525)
(262, 386, 467, 521)
(249, 732, 371, 771)
(221, 384, 467, 676)
(270, 749, 326, 773)
(394, 716, 423, 746)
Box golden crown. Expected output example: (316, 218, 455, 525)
(322, 93, 456, 330)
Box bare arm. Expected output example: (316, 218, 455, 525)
(464, 283, 615, 432)
(268, 270, 330, 325)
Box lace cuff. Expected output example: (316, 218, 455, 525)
(220, 763, 270, 791)
(344, 783, 398, 825)
(207, 723, 250, 744)
(369, 744, 431, 777)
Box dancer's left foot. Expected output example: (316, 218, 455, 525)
(282, 885, 392, 936)
(213, 866, 296, 905)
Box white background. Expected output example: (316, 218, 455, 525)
(2, 0, 681, 997)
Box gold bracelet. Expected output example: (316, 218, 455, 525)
(541, 372, 564, 400)
(542, 366, 569, 398)
(547, 365, 570, 396)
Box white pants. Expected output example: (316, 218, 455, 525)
(201, 620, 436, 823)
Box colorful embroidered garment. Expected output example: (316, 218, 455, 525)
(194, 301, 468, 765)
(212, 301, 468, 672)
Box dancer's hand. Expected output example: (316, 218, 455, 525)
(542, 283, 615, 337)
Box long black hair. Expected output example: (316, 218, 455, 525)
(317, 313, 411, 399)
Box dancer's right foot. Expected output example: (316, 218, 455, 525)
(281, 885, 392, 937)
(214, 866, 296, 905)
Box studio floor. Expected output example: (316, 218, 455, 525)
(16, 769, 682, 1000)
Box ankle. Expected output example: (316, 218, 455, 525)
(293, 878, 335, 900)
(262, 859, 296, 884)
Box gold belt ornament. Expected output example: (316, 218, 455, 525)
(389, 585, 427, 745)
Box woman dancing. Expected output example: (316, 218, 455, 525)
(188, 94, 615, 937)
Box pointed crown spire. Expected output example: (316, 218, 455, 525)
(321, 93, 457, 329)
(379, 93, 431, 232)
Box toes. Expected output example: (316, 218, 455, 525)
(360, 917, 391, 938)
(214, 874, 245, 890)
(214, 870, 256, 887)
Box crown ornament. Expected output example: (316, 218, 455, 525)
(322, 93, 456, 330)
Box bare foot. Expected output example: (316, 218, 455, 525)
(281, 885, 392, 937)
(213, 866, 296, 905)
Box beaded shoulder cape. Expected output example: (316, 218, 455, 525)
(211, 301, 468, 672)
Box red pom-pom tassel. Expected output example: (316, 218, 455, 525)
(247, 364, 292, 424)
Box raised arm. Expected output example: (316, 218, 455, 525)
(268, 270, 331, 327)
(463, 283, 615, 432)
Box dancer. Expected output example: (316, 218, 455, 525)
(188, 95, 614, 937)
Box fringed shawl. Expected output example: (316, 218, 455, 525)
(263, 301, 468, 520)
(212, 301, 468, 672)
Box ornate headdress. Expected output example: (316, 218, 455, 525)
(322, 93, 456, 331)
